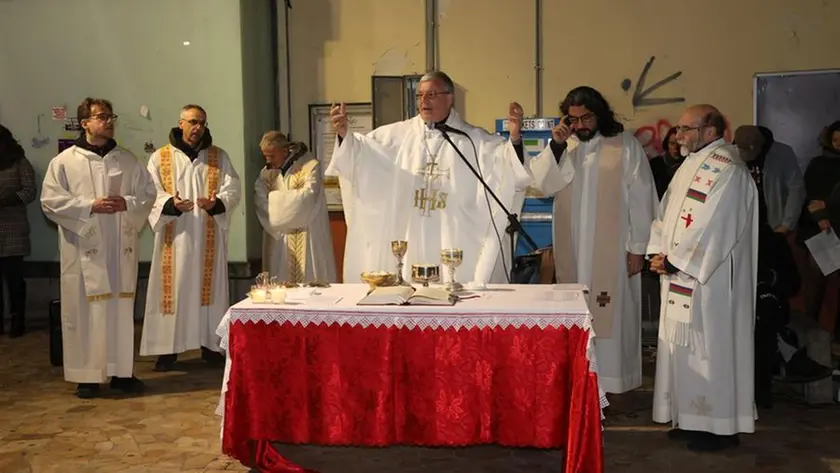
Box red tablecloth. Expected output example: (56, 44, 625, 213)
(221, 320, 604, 473)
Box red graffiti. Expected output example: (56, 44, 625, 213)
(633, 117, 733, 158)
(634, 119, 674, 157)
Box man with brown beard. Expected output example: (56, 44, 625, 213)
(516, 86, 658, 394)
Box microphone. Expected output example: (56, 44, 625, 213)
(430, 122, 469, 137)
(431, 120, 539, 282)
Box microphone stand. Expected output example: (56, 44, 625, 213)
(436, 128, 540, 278)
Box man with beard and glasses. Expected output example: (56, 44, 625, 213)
(41, 97, 156, 398)
(141, 104, 242, 372)
(648, 104, 758, 452)
(517, 86, 658, 394)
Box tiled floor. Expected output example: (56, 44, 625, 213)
(0, 323, 838, 473)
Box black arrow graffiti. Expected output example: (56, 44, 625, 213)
(630, 56, 685, 109)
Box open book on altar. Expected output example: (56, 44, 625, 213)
(357, 286, 457, 306)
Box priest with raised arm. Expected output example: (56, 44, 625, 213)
(41, 97, 156, 399)
(140, 105, 242, 372)
(255, 131, 336, 283)
(648, 104, 758, 452)
(326, 71, 532, 285)
(517, 87, 658, 394)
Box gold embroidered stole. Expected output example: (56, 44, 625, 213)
(158, 145, 221, 314)
(552, 136, 624, 338)
(286, 166, 309, 283)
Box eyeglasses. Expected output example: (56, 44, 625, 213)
(91, 114, 118, 123)
(566, 113, 595, 125)
(183, 119, 208, 127)
(675, 125, 706, 134)
(415, 91, 450, 101)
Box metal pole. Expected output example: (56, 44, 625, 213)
(534, 0, 543, 116)
(425, 0, 437, 71)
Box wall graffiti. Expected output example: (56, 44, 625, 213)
(633, 117, 733, 158)
(621, 56, 685, 110)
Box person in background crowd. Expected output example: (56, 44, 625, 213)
(648, 127, 683, 199)
(754, 219, 832, 409)
(795, 120, 840, 334)
(734, 126, 804, 235)
(0, 124, 36, 338)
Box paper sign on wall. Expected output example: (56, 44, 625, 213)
(64, 118, 81, 132)
(51, 106, 67, 120)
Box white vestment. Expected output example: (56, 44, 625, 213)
(647, 139, 758, 435)
(254, 153, 337, 283)
(325, 110, 532, 285)
(526, 132, 658, 394)
(41, 144, 155, 383)
(140, 144, 242, 355)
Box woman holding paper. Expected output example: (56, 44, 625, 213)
(796, 120, 840, 335)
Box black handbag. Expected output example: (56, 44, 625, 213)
(510, 246, 555, 284)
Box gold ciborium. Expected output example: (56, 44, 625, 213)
(411, 263, 440, 287)
(360, 271, 397, 291)
(440, 248, 464, 292)
(391, 240, 410, 286)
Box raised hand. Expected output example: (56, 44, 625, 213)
(552, 115, 573, 144)
(508, 101, 524, 142)
(173, 191, 194, 212)
(330, 102, 348, 138)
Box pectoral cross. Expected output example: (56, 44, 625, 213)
(596, 291, 611, 307)
(414, 160, 449, 216)
(681, 213, 693, 228)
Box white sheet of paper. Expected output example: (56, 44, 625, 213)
(106, 170, 123, 197)
(804, 230, 840, 276)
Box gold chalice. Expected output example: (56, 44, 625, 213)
(391, 240, 410, 286)
(411, 264, 440, 287)
(440, 248, 464, 292)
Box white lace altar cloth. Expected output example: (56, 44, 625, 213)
(215, 284, 609, 435)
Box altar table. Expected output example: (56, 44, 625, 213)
(216, 284, 607, 473)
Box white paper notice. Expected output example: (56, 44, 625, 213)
(804, 230, 840, 276)
(106, 170, 123, 197)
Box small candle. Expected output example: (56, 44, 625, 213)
(250, 288, 267, 303)
(270, 287, 286, 304)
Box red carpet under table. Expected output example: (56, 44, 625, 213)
(222, 321, 604, 473)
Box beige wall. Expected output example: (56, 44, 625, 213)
(285, 0, 839, 156)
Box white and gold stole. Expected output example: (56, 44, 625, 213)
(158, 145, 221, 314)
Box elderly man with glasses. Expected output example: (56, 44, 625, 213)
(140, 104, 241, 372)
(647, 104, 759, 452)
(326, 70, 532, 287)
